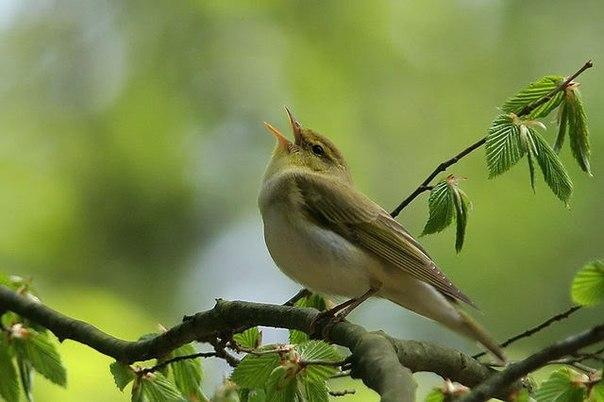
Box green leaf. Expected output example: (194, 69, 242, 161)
(110, 361, 136, 391)
(16, 358, 33, 402)
(132, 372, 185, 402)
(289, 294, 327, 344)
(452, 186, 470, 253)
(529, 128, 573, 204)
(12, 327, 67, 387)
(264, 366, 297, 402)
(485, 114, 525, 178)
(533, 367, 587, 402)
(234, 327, 262, 350)
(590, 381, 604, 402)
(239, 388, 266, 402)
(501, 75, 565, 118)
(554, 100, 568, 153)
(565, 86, 592, 175)
(422, 181, 455, 235)
(0, 336, 20, 402)
(301, 378, 329, 402)
(571, 260, 604, 306)
(170, 343, 205, 401)
(231, 353, 280, 389)
(424, 388, 445, 402)
(296, 340, 342, 382)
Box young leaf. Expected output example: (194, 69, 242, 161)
(110, 361, 135, 391)
(12, 327, 67, 387)
(302, 378, 329, 402)
(296, 340, 342, 382)
(0, 336, 20, 402)
(485, 114, 525, 178)
(17, 358, 33, 402)
(452, 187, 470, 253)
(501, 75, 565, 118)
(231, 353, 280, 389)
(132, 372, 185, 402)
(424, 388, 445, 402)
(533, 367, 587, 402)
(529, 128, 573, 204)
(590, 381, 604, 402)
(422, 181, 455, 235)
(566, 86, 592, 175)
(264, 365, 298, 402)
(571, 260, 604, 306)
(170, 343, 204, 400)
(554, 100, 568, 153)
(289, 294, 327, 344)
(234, 327, 262, 350)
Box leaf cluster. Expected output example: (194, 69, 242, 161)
(0, 275, 67, 402)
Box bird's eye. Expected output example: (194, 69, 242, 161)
(311, 144, 325, 156)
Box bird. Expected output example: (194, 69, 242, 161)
(258, 107, 505, 361)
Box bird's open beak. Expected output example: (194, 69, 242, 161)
(263, 122, 292, 151)
(285, 106, 303, 145)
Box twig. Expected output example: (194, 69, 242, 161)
(472, 305, 582, 359)
(459, 323, 604, 402)
(284, 288, 311, 306)
(141, 352, 217, 374)
(329, 389, 356, 397)
(300, 359, 347, 367)
(209, 337, 241, 367)
(390, 60, 594, 217)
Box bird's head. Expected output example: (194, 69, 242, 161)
(263, 108, 351, 183)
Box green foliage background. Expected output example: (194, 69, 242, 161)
(0, 1, 602, 400)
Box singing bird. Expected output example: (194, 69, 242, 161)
(258, 108, 504, 361)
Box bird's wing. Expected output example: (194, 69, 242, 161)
(291, 171, 474, 306)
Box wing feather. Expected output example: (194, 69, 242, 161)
(291, 171, 474, 306)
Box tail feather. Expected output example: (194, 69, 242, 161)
(454, 308, 506, 363)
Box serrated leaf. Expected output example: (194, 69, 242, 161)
(17, 358, 33, 402)
(452, 187, 470, 253)
(486, 114, 525, 178)
(0, 336, 20, 402)
(529, 128, 573, 204)
(422, 181, 455, 235)
(170, 343, 204, 401)
(565, 87, 592, 175)
(234, 327, 262, 350)
(501, 75, 565, 118)
(302, 378, 329, 402)
(264, 366, 297, 402)
(424, 388, 445, 402)
(554, 100, 568, 153)
(231, 353, 280, 389)
(533, 367, 587, 402)
(571, 260, 604, 306)
(13, 328, 67, 387)
(110, 361, 135, 391)
(132, 372, 185, 402)
(590, 381, 604, 402)
(296, 341, 341, 382)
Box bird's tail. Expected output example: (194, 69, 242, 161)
(453, 308, 506, 363)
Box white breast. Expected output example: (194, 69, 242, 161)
(259, 176, 375, 298)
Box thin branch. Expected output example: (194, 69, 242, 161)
(283, 288, 311, 306)
(459, 323, 604, 402)
(300, 359, 347, 367)
(472, 305, 582, 359)
(329, 389, 356, 397)
(390, 59, 594, 217)
(141, 352, 217, 374)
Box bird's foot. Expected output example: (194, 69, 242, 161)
(309, 309, 347, 340)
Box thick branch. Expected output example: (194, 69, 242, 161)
(390, 59, 593, 217)
(459, 323, 604, 402)
(0, 286, 499, 401)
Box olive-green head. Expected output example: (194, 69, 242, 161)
(263, 108, 351, 183)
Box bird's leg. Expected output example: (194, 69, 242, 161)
(309, 287, 380, 338)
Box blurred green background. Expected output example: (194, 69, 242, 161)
(1, 0, 602, 400)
